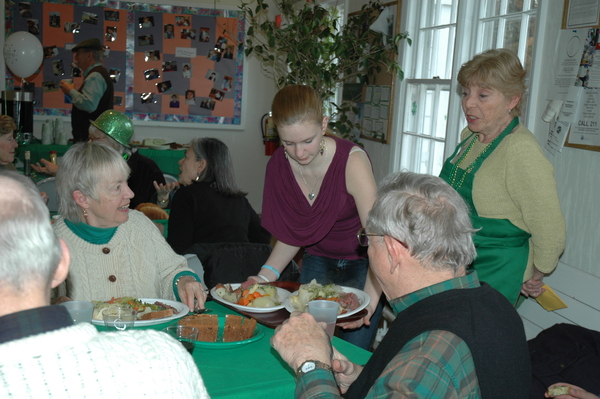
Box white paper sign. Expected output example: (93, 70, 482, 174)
(176, 47, 197, 58)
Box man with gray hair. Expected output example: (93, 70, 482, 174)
(60, 38, 114, 142)
(272, 172, 530, 398)
(0, 171, 210, 398)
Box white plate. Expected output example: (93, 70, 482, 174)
(283, 286, 370, 319)
(149, 144, 170, 150)
(91, 298, 189, 327)
(210, 284, 291, 313)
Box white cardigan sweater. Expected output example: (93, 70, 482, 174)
(53, 210, 192, 302)
(0, 323, 210, 398)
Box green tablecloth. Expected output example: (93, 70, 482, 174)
(18, 143, 184, 176)
(95, 300, 372, 398)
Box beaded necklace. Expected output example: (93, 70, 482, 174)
(448, 117, 519, 189)
(449, 135, 498, 189)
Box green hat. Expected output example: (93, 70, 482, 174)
(72, 38, 103, 52)
(90, 110, 134, 148)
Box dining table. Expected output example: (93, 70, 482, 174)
(94, 299, 373, 398)
(18, 142, 185, 176)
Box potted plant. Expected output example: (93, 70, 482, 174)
(240, 0, 411, 142)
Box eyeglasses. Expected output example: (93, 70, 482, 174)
(356, 228, 384, 247)
(356, 227, 408, 249)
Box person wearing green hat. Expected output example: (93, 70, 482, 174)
(60, 38, 114, 143)
(32, 110, 165, 209)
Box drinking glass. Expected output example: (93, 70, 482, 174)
(163, 325, 199, 354)
(103, 307, 137, 331)
(59, 301, 94, 324)
(307, 300, 340, 339)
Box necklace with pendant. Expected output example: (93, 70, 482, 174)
(297, 141, 328, 201)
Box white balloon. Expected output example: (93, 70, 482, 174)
(3, 31, 43, 78)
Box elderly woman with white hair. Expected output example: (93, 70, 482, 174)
(52, 142, 207, 310)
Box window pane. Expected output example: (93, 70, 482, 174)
(436, 89, 450, 139)
(432, 140, 446, 176)
(503, 18, 521, 54)
(484, 0, 502, 17)
(481, 20, 499, 50)
(404, 84, 420, 134)
(524, 15, 536, 72)
(418, 27, 455, 79)
(508, 0, 523, 13)
(423, 0, 457, 26)
(529, 0, 538, 10)
(400, 135, 446, 175)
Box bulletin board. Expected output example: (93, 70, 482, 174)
(561, 0, 600, 152)
(5, 0, 244, 125)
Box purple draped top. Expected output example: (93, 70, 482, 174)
(262, 136, 367, 260)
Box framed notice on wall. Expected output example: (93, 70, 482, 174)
(5, 0, 245, 126)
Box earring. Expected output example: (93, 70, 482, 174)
(319, 137, 326, 156)
(195, 175, 201, 182)
(284, 148, 288, 160)
(83, 208, 88, 218)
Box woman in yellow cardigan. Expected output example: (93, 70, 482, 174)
(440, 49, 566, 306)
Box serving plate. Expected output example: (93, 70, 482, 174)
(191, 314, 264, 349)
(283, 286, 370, 319)
(210, 283, 291, 313)
(91, 298, 189, 327)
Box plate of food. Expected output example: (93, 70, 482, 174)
(178, 313, 264, 349)
(283, 280, 370, 319)
(90, 297, 189, 327)
(210, 283, 291, 313)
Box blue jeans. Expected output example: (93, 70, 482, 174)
(301, 254, 384, 351)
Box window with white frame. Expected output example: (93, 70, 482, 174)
(396, 0, 538, 176)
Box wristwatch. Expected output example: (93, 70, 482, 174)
(296, 360, 333, 380)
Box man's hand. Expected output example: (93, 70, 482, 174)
(332, 347, 362, 393)
(271, 311, 333, 371)
(31, 158, 59, 176)
(60, 80, 75, 95)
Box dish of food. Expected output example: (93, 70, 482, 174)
(91, 298, 189, 327)
(179, 314, 264, 349)
(210, 283, 291, 313)
(283, 280, 370, 319)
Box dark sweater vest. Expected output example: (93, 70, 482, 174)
(71, 65, 114, 142)
(344, 283, 530, 399)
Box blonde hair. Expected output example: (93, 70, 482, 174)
(0, 115, 17, 136)
(271, 85, 323, 127)
(458, 49, 526, 116)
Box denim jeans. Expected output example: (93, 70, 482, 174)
(301, 253, 384, 351)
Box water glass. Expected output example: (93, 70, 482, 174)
(59, 300, 94, 324)
(163, 325, 199, 354)
(307, 300, 340, 339)
(103, 307, 137, 331)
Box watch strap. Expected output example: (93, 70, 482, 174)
(296, 360, 333, 379)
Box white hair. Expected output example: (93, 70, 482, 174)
(367, 172, 477, 272)
(0, 171, 62, 291)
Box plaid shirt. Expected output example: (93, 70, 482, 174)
(0, 306, 73, 345)
(296, 272, 482, 399)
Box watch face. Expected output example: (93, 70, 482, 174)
(302, 362, 316, 373)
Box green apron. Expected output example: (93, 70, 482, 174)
(440, 118, 530, 306)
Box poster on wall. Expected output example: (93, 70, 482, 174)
(5, 0, 245, 125)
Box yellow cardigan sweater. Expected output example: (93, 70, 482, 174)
(458, 123, 566, 281)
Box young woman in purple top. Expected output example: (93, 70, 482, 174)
(253, 85, 383, 349)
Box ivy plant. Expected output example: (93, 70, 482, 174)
(240, 0, 411, 142)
